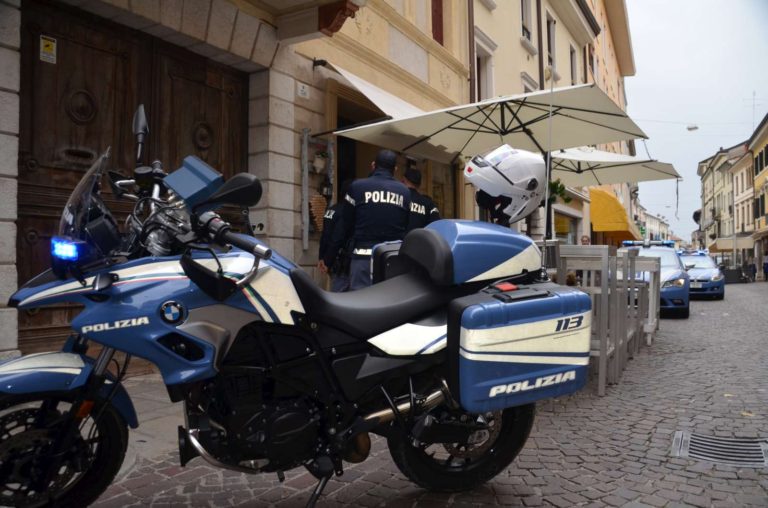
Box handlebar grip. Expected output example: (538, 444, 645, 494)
(220, 230, 272, 260)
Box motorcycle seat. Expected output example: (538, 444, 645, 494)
(289, 269, 467, 339)
(398, 228, 454, 286)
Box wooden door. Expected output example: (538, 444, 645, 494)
(150, 43, 247, 226)
(18, 2, 148, 357)
(151, 44, 247, 179)
(17, 1, 247, 372)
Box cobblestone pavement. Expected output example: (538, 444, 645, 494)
(94, 284, 768, 507)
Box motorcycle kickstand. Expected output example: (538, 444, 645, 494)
(306, 474, 331, 508)
(304, 455, 334, 508)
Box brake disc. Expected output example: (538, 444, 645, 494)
(442, 411, 502, 459)
(0, 408, 77, 506)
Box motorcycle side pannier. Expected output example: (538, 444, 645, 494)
(447, 282, 592, 413)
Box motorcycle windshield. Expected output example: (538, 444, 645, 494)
(58, 150, 110, 239)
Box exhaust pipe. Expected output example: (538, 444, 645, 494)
(363, 387, 447, 424)
(185, 428, 267, 474)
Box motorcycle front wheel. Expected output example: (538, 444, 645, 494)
(387, 403, 535, 492)
(0, 392, 128, 507)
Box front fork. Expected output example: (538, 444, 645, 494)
(32, 344, 118, 490)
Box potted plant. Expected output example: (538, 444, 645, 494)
(313, 151, 328, 173)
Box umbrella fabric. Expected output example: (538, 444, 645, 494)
(334, 84, 646, 163)
(551, 146, 680, 186)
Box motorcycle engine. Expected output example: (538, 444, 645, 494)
(196, 369, 322, 472)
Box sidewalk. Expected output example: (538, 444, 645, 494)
(96, 283, 768, 507)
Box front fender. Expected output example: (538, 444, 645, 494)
(0, 352, 139, 428)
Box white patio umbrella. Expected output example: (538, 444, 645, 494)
(334, 84, 647, 163)
(551, 146, 681, 186)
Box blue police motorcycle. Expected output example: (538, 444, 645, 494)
(2, 108, 592, 507)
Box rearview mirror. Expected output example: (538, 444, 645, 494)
(684, 263, 695, 270)
(196, 173, 262, 210)
(132, 104, 149, 164)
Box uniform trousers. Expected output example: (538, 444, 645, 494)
(330, 273, 351, 292)
(349, 257, 373, 290)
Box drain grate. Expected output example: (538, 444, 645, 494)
(671, 431, 768, 467)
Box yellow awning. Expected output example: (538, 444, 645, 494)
(589, 188, 641, 241)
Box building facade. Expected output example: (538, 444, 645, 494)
(471, 0, 638, 246)
(730, 150, 755, 265)
(0, 0, 472, 360)
(471, 0, 599, 242)
(0, 0, 644, 361)
(584, 0, 639, 245)
(643, 210, 670, 241)
(750, 114, 768, 278)
(697, 143, 751, 266)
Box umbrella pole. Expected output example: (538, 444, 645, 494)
(545, 152, 553, 240)
(541, 69, 555, 272)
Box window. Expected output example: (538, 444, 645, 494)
(554, 213, 578, 245)
(546, 14, 555, 68)
(569, 45, 577, 85)
(521, 71, 538, 93)
(741, 205, 745, 231)
(521, 0, 532, 41)
(474, 29, 496, 100)
(431, 0, 443, 45)
(756, 156, 760, 176)
(475, 49, 493, 100)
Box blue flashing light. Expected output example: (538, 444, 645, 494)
(51, 237, 79, 261)
(623, 239, 675, 248)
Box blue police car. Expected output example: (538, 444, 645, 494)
(679, 251, 724, 300)
(621, 240, 690, 319)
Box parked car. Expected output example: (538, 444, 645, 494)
(622, 240, 690, 318)
(680, 251, 725, 300)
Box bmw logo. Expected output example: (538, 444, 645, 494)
(160, 301, 185, 324)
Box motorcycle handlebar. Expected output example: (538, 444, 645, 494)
(198, 211, 271, 260)
(220, 230, 272, 260)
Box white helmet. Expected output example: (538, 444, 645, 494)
(464, 145, 546, 224)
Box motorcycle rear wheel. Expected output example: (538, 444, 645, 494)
(0, 392, 128, 508)
(387, 403, 535, 492)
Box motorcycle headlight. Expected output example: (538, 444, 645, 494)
(711, 273, 724, 282)
(662, 278, 686, 288)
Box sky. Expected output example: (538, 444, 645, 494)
(624, 0, 768, 240)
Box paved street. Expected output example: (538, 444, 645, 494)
(94, 283, 768, 507)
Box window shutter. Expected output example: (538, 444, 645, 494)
(431, 0, 444, 46)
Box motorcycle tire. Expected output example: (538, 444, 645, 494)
(0, 391, 128, 508)
(387, 403, 535, 492)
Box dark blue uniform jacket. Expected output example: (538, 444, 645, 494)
(323, 170, 410, 265)
(318, 203, 341, 263)
(406, 188, 441, 231)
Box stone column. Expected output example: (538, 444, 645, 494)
(0, 0, 21, 359)
(248, 46, 338, 282)
(247, 68, 302, 265)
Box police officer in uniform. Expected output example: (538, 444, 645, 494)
(318, 180, 352, 292)
(324, 150, 410, 290)
(402, 167, 440, 231)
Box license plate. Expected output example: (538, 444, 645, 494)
(690, 282, 702, 288)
